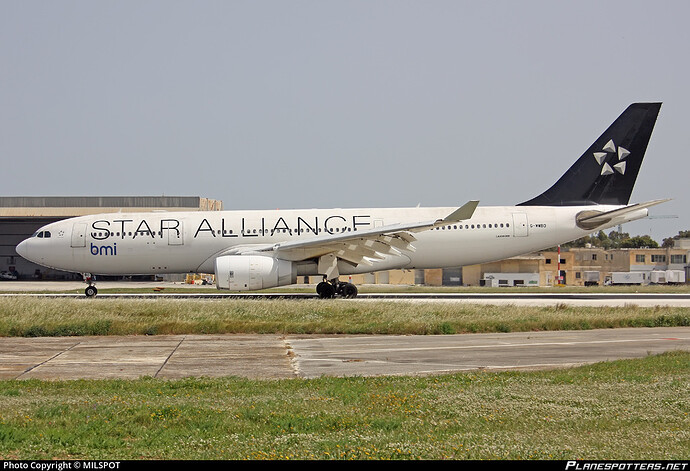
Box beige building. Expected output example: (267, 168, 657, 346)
(544, 246, 688, 286)
(459, 255, 544, 286)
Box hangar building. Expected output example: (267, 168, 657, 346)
(0, 196, 222, 280)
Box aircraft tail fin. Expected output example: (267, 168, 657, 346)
(519, 103, 661, 206)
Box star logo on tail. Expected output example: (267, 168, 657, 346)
(593, 139, 629, 175)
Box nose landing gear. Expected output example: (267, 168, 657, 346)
(82, 273, 98, 297)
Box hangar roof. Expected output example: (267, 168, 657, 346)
(0, 196, 223, 217)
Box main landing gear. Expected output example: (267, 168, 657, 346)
(316, 278, 358, 299)
(82, 273, 98, 297)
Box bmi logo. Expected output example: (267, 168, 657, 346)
(593, 139, 629, 176)
(91, 242, 117, 256)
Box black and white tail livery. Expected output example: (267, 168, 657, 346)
(520, 102, 662, 206)
(17, 103, 669, 297)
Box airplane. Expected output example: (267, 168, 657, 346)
(16, 102, 668, 298)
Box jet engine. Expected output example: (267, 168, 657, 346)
(214, 255, 297, 291)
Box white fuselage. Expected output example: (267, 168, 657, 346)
(16, 204, 647, 277)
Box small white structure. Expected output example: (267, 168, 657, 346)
(610, 271, 647, 285)
(664, 270, 686, 284)
(481, 273, 539, 287)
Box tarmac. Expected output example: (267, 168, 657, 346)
(1, 327, 688, 381)
(3, 280, 690, 306)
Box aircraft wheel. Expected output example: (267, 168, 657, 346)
(316, 281, 335, 299)
(341, 283, 358, 298)
(85, 286, 98, 297)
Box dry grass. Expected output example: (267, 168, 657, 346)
(0, 297, 687, 337)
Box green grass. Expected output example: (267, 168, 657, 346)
(0, 351, 687, 460)
(0, 297, 688, 337)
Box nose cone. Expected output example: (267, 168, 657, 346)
(16, 239, 30, 260)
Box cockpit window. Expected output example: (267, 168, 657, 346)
(34, 231, 52, 238)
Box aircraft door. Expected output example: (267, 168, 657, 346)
(167, 221, 184, 246)
(71, 223, 87, 247)
(512, 213, 528, 237)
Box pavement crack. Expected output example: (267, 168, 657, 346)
(155, 336, 186, 378)
(17, 340, 81, 379)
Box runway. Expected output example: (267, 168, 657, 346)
(3, 292, 690, 308)
(1, 327, 688, 380)
(2, 280, 690, 306)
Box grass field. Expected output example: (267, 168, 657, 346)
(0, 294, 688, 460)
(0, 352, 688, 460)
(0, 296, 688, 337)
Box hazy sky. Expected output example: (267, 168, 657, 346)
(2, 1, 688, 241)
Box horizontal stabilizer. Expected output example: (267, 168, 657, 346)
(576, 199, 670, 229)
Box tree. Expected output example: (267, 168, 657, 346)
(554, 230, 659, 250)
(620, 235, 659, 248)
(662, 230, 690, 248)
(607, 230, 631, 248)
(595, 230, 612, 249)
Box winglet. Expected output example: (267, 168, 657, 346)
(438, 200, 479, 224)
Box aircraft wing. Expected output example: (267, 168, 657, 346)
(228, 200, 479, 273)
